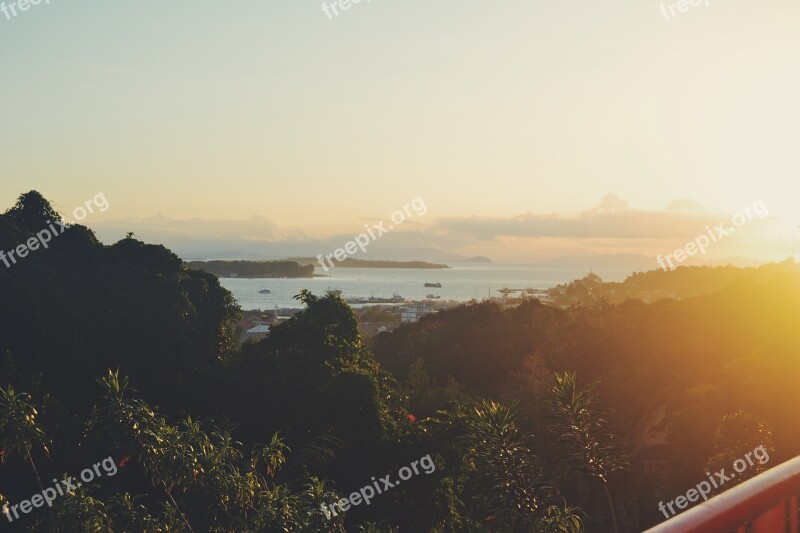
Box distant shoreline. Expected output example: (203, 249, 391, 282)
(188, 258, 450, 278)
(188, 260, 314, 278)
(288, 258, 450, 269)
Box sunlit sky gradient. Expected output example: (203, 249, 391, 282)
(1, 0, 799, 263)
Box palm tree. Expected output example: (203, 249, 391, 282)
(536, 504, 586, 532)
(456, 400, 584, 532)
(546, 373, 627, 533)
(91, 370, 347, 532)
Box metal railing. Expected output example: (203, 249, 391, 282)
(645, 456, 800, 533)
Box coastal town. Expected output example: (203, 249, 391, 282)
(233, 275, 606, 344)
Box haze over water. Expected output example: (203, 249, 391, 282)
(220, 262, 632, 310)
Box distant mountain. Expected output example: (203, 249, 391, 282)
(453, 256, 493, 263)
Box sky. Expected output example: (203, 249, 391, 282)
(1, 0, 799, 264)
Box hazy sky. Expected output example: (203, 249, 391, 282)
(1, 0, 799, 262)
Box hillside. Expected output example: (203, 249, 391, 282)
(188, 259, 314, 278)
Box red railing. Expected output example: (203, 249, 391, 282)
(645, 456, 800, 533)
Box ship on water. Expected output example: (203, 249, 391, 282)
(346, 294, 404, 304)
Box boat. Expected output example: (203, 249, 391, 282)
(259, 289, 271, 294)
(424, 282, 442, 288)
(426, 294, 441, 299)
(498, 288, 514, 294)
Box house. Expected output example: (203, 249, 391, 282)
(241, 323, 269, 343)
(401, 302, 434, 323)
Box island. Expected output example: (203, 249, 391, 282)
(288, 258, 450, 269)
(187, 260, 314, 278)
(457, 256, 493, 263)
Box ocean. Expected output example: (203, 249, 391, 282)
(219, 263, 632, 311)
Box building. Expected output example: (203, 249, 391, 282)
(401, 302, 434, 323)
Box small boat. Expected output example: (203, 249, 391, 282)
(259, 289, 271, 294)
(426, 294, 441, 299)
(424, 282, 442, 288)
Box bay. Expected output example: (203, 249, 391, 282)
(219, 263, 632, 311)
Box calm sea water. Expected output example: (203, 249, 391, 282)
(219, 263, 632, 310)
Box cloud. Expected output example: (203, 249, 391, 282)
(82, 195, 780, 264)
(94, 213, 306, 242)
(436, 195, 732, 240)
(594, 193, 630, 212)
(89, 213, 459, 261)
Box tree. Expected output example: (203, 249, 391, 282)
(547, 373, 627, 533)
(0, 386, 51, 496)
(704, 411, 774, 493)
(89, 370, 346, 532)
(455, 400, 583, 532)
(224, 290, 405, 467)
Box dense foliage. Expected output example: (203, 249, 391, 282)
(1, 191, 795, 531)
